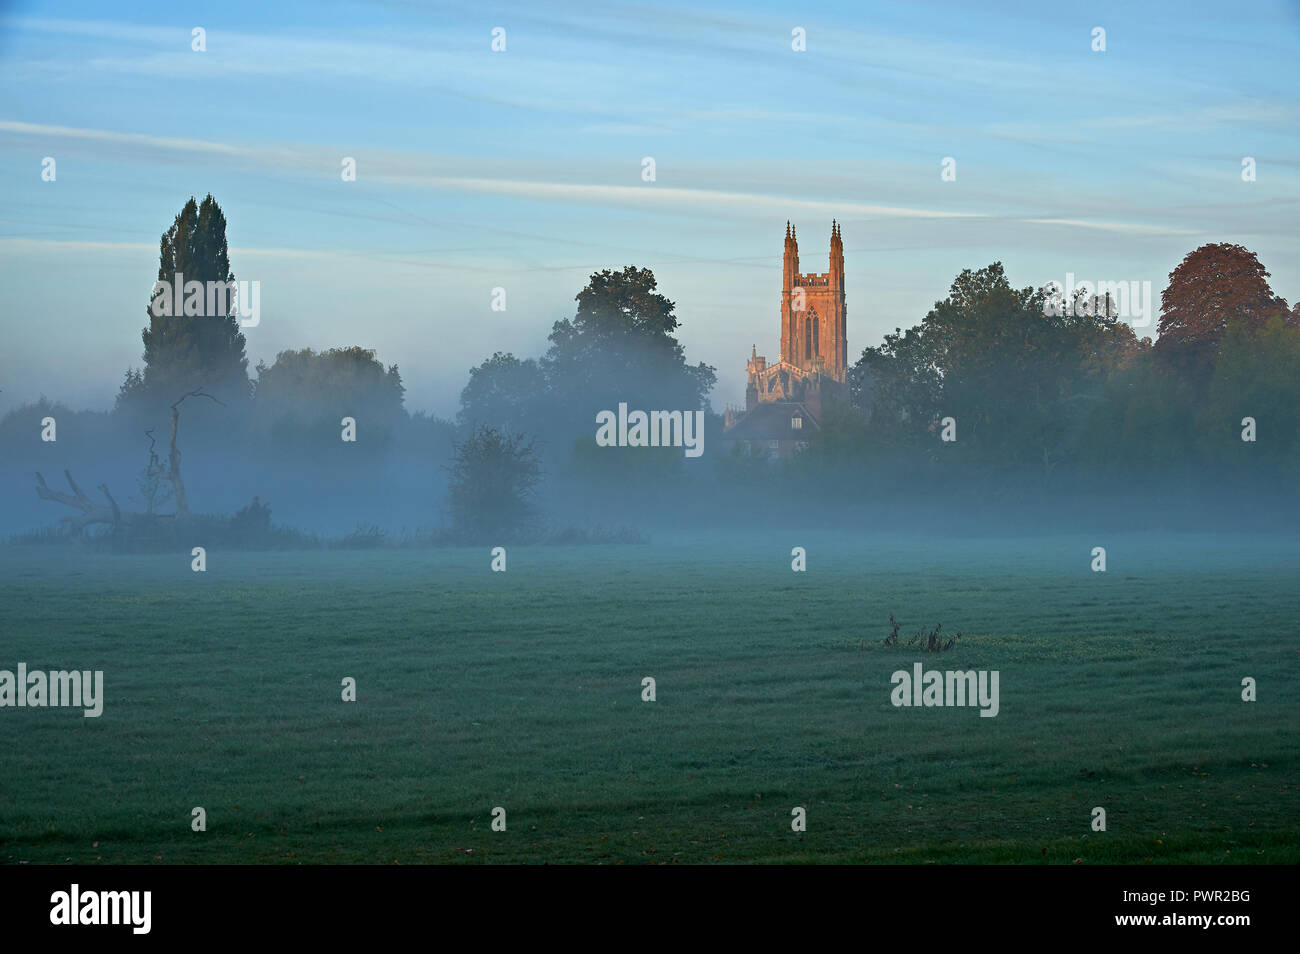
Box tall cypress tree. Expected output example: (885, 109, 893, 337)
(119, 195, 250, 407)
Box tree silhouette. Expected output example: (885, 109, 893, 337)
(120, 195, 251, 408)
(445, 425, 542, 541)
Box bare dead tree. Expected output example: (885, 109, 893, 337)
(35, 386, 227, 537)
(168, 388, 226, 517)
(138, 428, 171, 514)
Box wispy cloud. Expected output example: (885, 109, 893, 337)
(1, 120, 1212, 237)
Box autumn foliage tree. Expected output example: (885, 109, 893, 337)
(1155, 243, 1289, 386)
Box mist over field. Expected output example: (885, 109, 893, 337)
(5, 418, 1298, 543)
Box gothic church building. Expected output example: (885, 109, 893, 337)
(723, 221, 848, 457)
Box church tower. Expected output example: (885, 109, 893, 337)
(726, 220, 850, 437)
(780, 221, 847, 381)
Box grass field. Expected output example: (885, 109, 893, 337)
(1, 532, 1296, 864)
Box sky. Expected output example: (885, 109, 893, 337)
(1, 0, 1298, 418)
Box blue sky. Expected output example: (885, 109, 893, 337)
(2, 0, 1298, 416)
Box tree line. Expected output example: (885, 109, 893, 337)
(6, 192, 1295, 541)
(813, 246, 1299, 500)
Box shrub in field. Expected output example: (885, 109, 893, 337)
(335, 524, 388, 549)
(445, 424, 543, 542)
(884, 612, 960, 652)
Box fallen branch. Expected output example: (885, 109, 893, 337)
(34, 470, 128, 536)
(99, 483, 122, 525)
(35, 469, 92, 511)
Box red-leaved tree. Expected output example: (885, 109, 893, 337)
(1155, 243, 1288, 385)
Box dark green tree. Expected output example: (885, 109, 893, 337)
(543, 266, 716, 434)
(851, 324, 943, 440)
(457, 352, 548, 435)
(254, 346, 405, 448)
(119, 195, 251, 408)
(446, 425, 543, 540)
(851, 263, 1146, 477)
(1200, 315, 1300, 476)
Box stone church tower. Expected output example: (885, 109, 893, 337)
(780, 220, 847, 380)
(723, 221, 849, 456)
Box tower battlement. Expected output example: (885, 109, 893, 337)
(793, 273, 832, 287)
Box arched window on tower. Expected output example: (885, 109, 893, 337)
(805, 307, 816, 362)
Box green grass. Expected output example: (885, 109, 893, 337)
(0, 532, 1296, 864)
